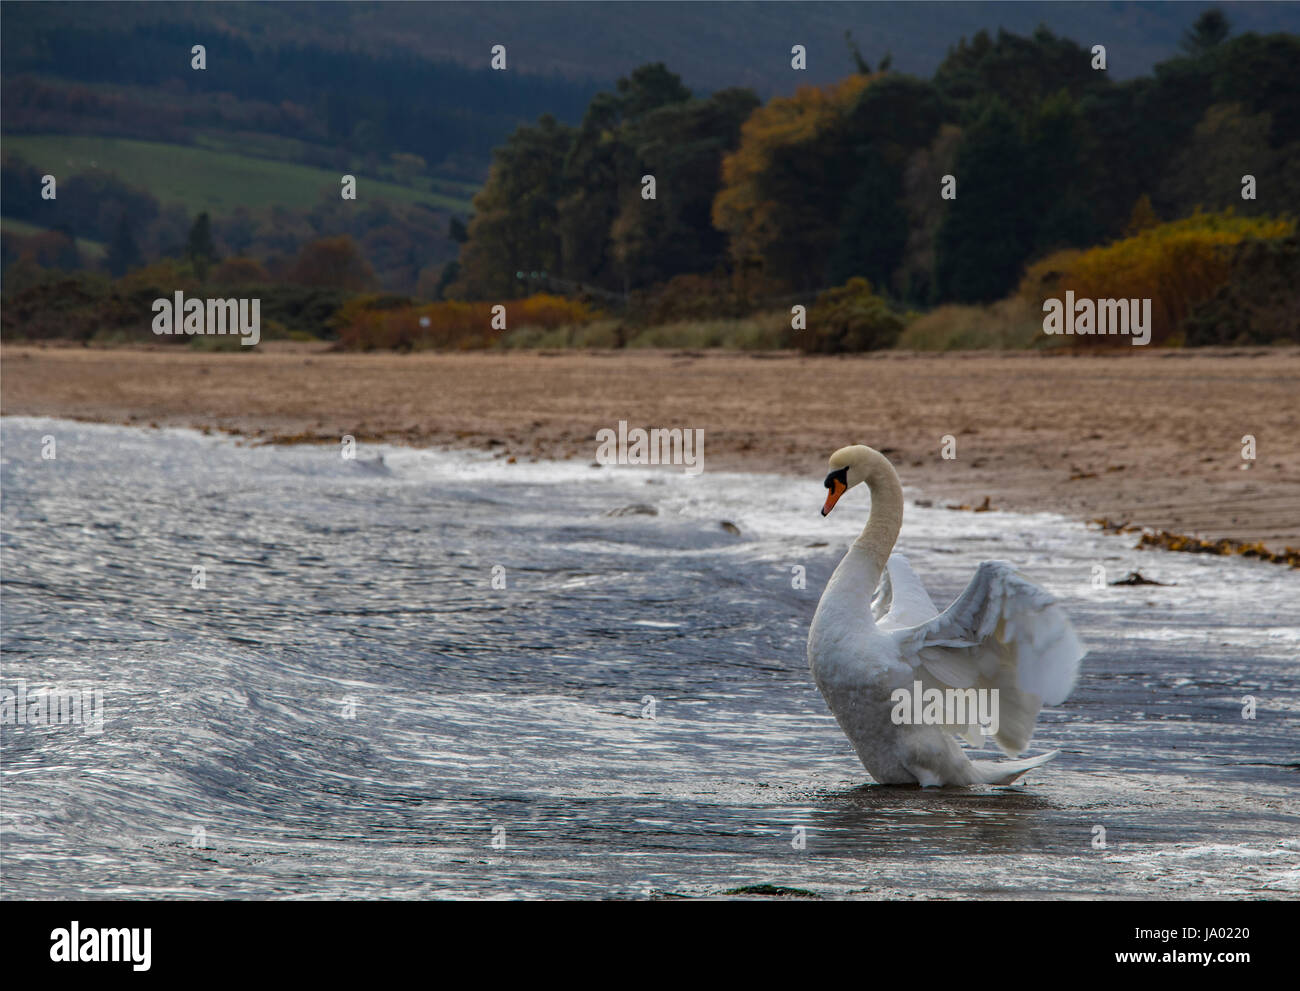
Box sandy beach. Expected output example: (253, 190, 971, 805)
(4, 342, 1298, 554)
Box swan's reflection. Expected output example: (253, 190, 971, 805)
(798, 784, 1060, 857)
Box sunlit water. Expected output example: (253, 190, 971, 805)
(2, 416, 1297, 899)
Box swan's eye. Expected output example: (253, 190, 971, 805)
(824, 467, 849, 490)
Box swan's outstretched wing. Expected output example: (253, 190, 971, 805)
(872, 553, 940, 630)
(890, 561, 1085, 754)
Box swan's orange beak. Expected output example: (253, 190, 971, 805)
(822, 477, 847, 516)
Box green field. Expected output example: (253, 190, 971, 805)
(3, 134, 475, 214)
(1, 216, 107, 258)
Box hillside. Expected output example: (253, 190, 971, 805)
(11, 0, 1300, 92)
(2, 135, 474, 215)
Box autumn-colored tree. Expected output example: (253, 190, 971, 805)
(212, 256, 270, 285)
(21, 229, 81, 271)
(288, 235, 376, 291)
(713, 73, 874, 293)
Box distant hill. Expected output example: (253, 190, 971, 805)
(7, 1, 1299, 186)
(9, 0, 1300, 93)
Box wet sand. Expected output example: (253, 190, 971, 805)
(4, 342, 1298, 553)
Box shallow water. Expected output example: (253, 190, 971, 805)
(1, 416, 1297, 899)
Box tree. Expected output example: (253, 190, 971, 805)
(431, 260, 460, 300)
(845, 31, 872, 74)
(105, 214, 141, 277)
(1182, 9, 1231, 56)
(827, 146, 908, 289)
(556, 65, 699, 291)
(1123, 194, 1160, 236)
(288, 235, 375, 290)
(557, 93, 627, 289)
(187, 212, 216, 281)
(1158, 103, 1276, 214)
(611, 87, 759, 288)
(1207, 33, 1300, 147)
(614, 63, 691, 121)
(217, 206, 256, 256)
(713, 74, 875, 292)
(896, 123, 963, 302)
(1022, 90, 1102, 254)
(389, 152, 426, 186)
(935, 27, 1107, 117)
(450, 113, 573, 299)
(212, 256, 269, 285)
(933, 100, 1035, 302)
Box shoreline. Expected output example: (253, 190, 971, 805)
(4, 343, 1298, 558)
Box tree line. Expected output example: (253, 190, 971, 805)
(450, 13, 1299, 308)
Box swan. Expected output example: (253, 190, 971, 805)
(807, 445, 1085, 786)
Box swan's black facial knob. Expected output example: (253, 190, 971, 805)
(822, 467, 849, 516)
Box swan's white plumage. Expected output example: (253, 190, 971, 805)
(808, 445, 1086, 786)
(871, 554, 938, 630)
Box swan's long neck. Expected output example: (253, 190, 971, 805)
(846, 452, 904, 591)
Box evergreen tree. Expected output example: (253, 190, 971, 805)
(1181, 9, 1231, 56)
(827, 147, 908, 289)
(187, 212, 216, 281)
(105, 214, 141, 277)
(933, 100, 1034, 302)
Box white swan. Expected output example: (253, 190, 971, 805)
(808, 445, 1085, 786)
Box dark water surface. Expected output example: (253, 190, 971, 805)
(2, 417, 1296, 898)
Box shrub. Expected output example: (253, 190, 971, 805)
(897, 297, 1047, 350)
(252, 285, 354, 338)
(626, 311, 793, 349)
(1017, 210, 1294, 346)
(799, 277, 905, 353)
(1, 271, 114, 341)
(503, 319, 624, 349)
(628, 272, 754, 326)
(334, 293, 598, 351)
(1183, 234, 1300, 345)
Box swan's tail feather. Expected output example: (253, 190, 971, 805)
(969, 749, 1059, 785)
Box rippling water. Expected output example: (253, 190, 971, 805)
(2, 416, 1297, 899)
